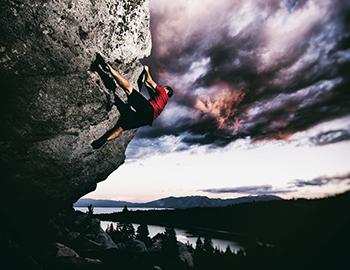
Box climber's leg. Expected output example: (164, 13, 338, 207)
(137, 69, 146, 91)
(127, 89, 154, 118)
(91, 125, 124, 149)
(106, 126, 124, 141)
(107, 64, 133, 95)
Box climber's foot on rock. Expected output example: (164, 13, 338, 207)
(91, 137, 107, 150)
(90, 60, 99, 72)
(90, 53, 108, 72)
(102, 63, 112, 73)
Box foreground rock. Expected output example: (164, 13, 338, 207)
(55, 242, 103, 270)
(61, 211, 118, 254)
(0, 0, 151, 207)
(52, 210, 161, 269)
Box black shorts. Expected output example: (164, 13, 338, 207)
(117, 90, 154, 130)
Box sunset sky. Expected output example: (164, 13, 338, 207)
(86, 0, 350, 202)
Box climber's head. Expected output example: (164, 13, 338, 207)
(164, 86, 174, 98)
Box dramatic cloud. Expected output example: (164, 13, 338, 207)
(138, 0, 350, 148)
(309, 129, 350, 145)
(293, 173, 350, 187)
(202, 185, 294, 195)
(289, 115, 350, 145)
(201, 172, 350, 196)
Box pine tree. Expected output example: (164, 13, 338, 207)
(136, 224, 152, 247)
(203, 236, 214, 254)
(122, 205, 129, 213)
(162, 227, 179, 257)
(121, 222, 135, 241)
(185, 241, 194, 250)
(195, 237, 204, 251)
(106, 223, 114, 235)
(106, 222, 124, 243)
(87, 204, 94, 215)
(225, 245, 232, 255)
(214, 246, 222, 255)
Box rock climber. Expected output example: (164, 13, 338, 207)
(91, 62, 173, 149)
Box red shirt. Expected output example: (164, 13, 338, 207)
(149, 85, 169, 119)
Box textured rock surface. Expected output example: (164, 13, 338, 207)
(0, 0, 151, 206)
(68, 214, 118, 252)
(116, 239, 147, 253)
(55, 242, 80, 257)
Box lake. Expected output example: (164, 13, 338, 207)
(74, 207, 166, 214)
(75, 207, 243, 253)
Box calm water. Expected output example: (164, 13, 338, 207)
(74, 207, 166, 214)
(75, 207, 243, 253)
(101, 221, 242, 253)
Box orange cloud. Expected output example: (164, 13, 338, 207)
(253, 131, 293, 143)
(195, 83, 245, 130)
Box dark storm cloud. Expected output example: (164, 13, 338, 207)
(202, 185, 294, 195)
(200, 173, 350, 196)
(139, 0, 350, 149)
(293, 173, 350, 187)
(310, 129, 350, 145)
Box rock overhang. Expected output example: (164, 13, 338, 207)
(0, 0, 152, 207)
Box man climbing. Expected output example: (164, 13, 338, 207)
(91, 63, 173, 149)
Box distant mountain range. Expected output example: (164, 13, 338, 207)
(74, 195, 282, 209)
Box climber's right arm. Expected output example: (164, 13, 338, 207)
(144, 65, 157, 89)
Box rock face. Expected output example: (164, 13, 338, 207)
(0, 0, 151, 206)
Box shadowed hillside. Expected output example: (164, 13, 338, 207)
(96, 191, 350, 269)
(75, 195, 282, 208)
